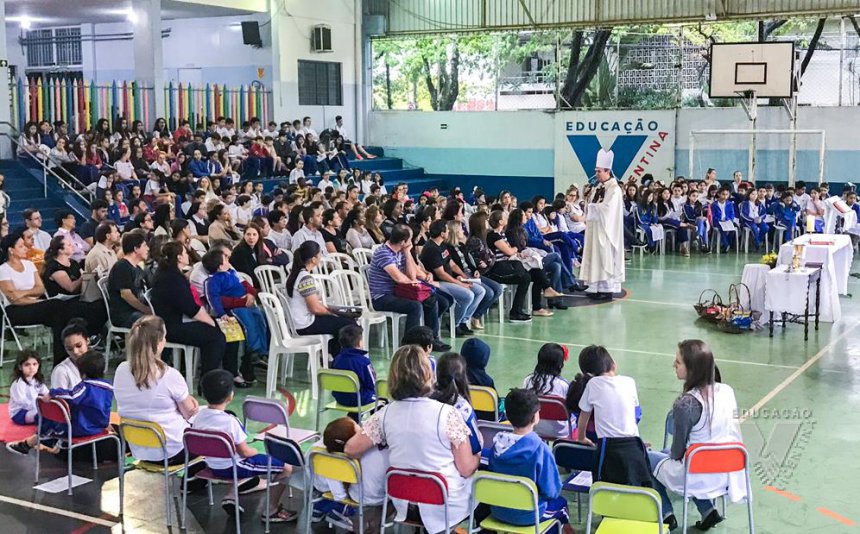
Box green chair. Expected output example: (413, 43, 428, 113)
(315, 369, 377, 429)
(586, 481, 666, 534)
(376, 378, 389, 406)
(468, 472, 560, 534)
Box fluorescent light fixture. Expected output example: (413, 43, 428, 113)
(126, 8, 139, 24)
(20, 16, 32, 30)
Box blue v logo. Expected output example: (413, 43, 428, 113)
(566, 135, 648, 178)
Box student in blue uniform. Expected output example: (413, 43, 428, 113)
(636, 189, 660, 251)
(772, 191, 801, 244)
(682, 190, 710, 253)
(710, 187, 737, 253)
(739, 189, 770, 250)
(330, 325, 377, 414)
(432, 352, 481, 455)
(487, 388, 574, 534)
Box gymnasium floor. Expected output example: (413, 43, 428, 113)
(0, 252, 857, 533)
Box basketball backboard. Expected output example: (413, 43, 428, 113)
(709, 42, 796, 99)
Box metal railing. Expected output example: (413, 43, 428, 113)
(0, 121, 92, 207)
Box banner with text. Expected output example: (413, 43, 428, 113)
(554, 110, 676, 192)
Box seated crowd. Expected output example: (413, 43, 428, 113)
(0, 114, 787, 532)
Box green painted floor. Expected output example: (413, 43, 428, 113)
(1, 251, 858, 533)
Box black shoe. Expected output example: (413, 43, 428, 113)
(432, 339, 452, 352)
(233, 377, 253, 389)
(455, 324, 474, 336)
(572, 283, 590, 292)
(694, 509, 724, 531)
(509, 312, 532, 323)
(237, 476, 262, 493)
(5, 441, 32, 456)
(664, 514, 678, 531)
(548, 300, 569, 310)
(222, 500, 245, 517)
(590, 292, 613, 301)
(182, 477, 209, 493)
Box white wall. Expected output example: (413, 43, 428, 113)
(271, 0, 359, 135)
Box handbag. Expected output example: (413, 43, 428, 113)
(79, 271, 102, 303)
(217, 316, 246, 342)
(394, 281, 434, 302)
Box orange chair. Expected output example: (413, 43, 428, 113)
(682, 442, 754, 534)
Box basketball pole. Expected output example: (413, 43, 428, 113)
(739, 90, 758, 183)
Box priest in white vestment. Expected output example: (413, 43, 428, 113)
(581, 149, 625, 301)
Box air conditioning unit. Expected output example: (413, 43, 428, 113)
(311, 25, 332, 53)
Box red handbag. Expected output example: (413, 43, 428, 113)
(394, 282, 434, 302)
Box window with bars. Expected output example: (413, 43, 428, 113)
(298, 60, 343, 106)
(25, 27, 82, 68)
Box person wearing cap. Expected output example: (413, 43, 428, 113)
(317, 170, 337, 192)
(581, 149, 625, 301)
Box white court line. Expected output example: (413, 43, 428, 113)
(623, 298, 690, 308)
(0, 494, 118, 528)
(480, 333, 801, 370)
(738, 319, 860, 424)
(627, 266, 739, 277)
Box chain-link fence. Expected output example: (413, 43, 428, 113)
(371, 20, 860, 111)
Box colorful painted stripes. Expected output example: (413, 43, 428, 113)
(12, 77, 271, 135)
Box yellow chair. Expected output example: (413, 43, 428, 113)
(306, 447, 365, 534)
(315, 369, 377, 429)
(469, 385, 500, 421)
(586, 481, 666, 534)
(119, 417, 201, 528)
(376, 378, 389, 406)
(468, 472, 560, 534)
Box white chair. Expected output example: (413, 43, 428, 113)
(327, 252, 357, 272)
(278, 248, 294, 266)
(254, 265, 286, 295)
(711, 225, 739, 254)
(359, 264, 412, 348)
(141, 290, 200, 390)
(741, 226, 769, 254)
(330, 269, 389, 349)
(351, 248, 374, 268)
(313, 256, 341, 276)
(259, 292, 327, 399)
(0, 292, 46, 368)
(97, 277, 131, 372)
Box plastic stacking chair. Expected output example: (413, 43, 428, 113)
(97, 277, 131, 371)
(468, 471, 560, 534)
(682, 443, 754, 534)
(381, 467, 450, 533)
(242, 395, 318, 445)
(360, 265, 409, 348)
(469, 385, 500, 422)
(141, 289, 199, 389)
(315, 369, 377, 429)
(35, 398, 123, 513)
(306, 447, 365, 534)
(586, 481, 666, 533)
(119, 418, 201, 528)
(254, 265, 287, 295)
(263, 435, 306, 534)
(376, 378, 389, 405)
(537, 395, 573, 440)
(351, 248, 374, 268)
(259, 292, 326, 399)
(552, 439, 596, 521)
(331, 269, 390, 349)
(181, 428, 249, 534)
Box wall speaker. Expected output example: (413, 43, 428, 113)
(242, 21, 263, 48)
(311, 25, 332, 52)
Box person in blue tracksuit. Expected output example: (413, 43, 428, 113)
(488, 388, 573, 533)
(636, 189, 660, 251)
(431, 352, 481, 455)
(330, 325, 377, 412)
(657, 187, 689, 254)
(682, 190, 710, 253)
(772, 191, 801, 244)
(739, 189, 770, 250)
(710, 187, 737, 253)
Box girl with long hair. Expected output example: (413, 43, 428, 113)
(432, 352, 481, 455)
(522, 343, 570, 438)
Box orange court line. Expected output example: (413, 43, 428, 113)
(816, 507, 856, 527)
(763, 486, 801, 502)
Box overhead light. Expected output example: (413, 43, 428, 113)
(126, 8, 139, 24)
(20, 16, 32, 30)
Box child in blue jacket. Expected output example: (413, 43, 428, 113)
(488, 388, 573, 533)
(711, 187, 737, 253)
(330, 325, 376, 411)
(6, 351, 112, 456)
(772, 191, 801, 244)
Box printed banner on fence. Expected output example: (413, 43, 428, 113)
(553, 110, 675, 192)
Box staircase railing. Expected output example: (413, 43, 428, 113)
(0, 121, 92, 207)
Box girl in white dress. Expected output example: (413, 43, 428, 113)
(345, 346, 479, 534)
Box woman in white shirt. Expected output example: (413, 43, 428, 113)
(346, 345, 479, 534)
(150, 151, 171, 177)
(0, 230, 80, 365)
(115, 148, 138, 183)
(114, 316, 202, 465)
(344, 208, 375, 251)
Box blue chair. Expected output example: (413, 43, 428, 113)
(552, 439, 596, 521)
(263, 434, 306, 534)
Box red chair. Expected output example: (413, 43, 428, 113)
(181, 428, 250, 534)
(682, 442, 754, 534)
(34, 397, 123, 513)
(381, 467, 450, 533)
(537, 395, 573, 440)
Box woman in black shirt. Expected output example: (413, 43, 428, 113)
(321, 209, 347, 254)
(150, 241, 244, 388)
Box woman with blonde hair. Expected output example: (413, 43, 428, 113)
(113, 316, 200, 464)
(346, 345, 479, 533)
(364, 204, 385, 244)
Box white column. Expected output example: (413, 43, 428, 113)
(131, 0, 164, 124)
(0, 0, 13, 158)
(270, 1, 289, 121)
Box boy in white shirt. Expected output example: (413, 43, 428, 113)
(289, 160, 306, 185)
(192, 370, 297, 522)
